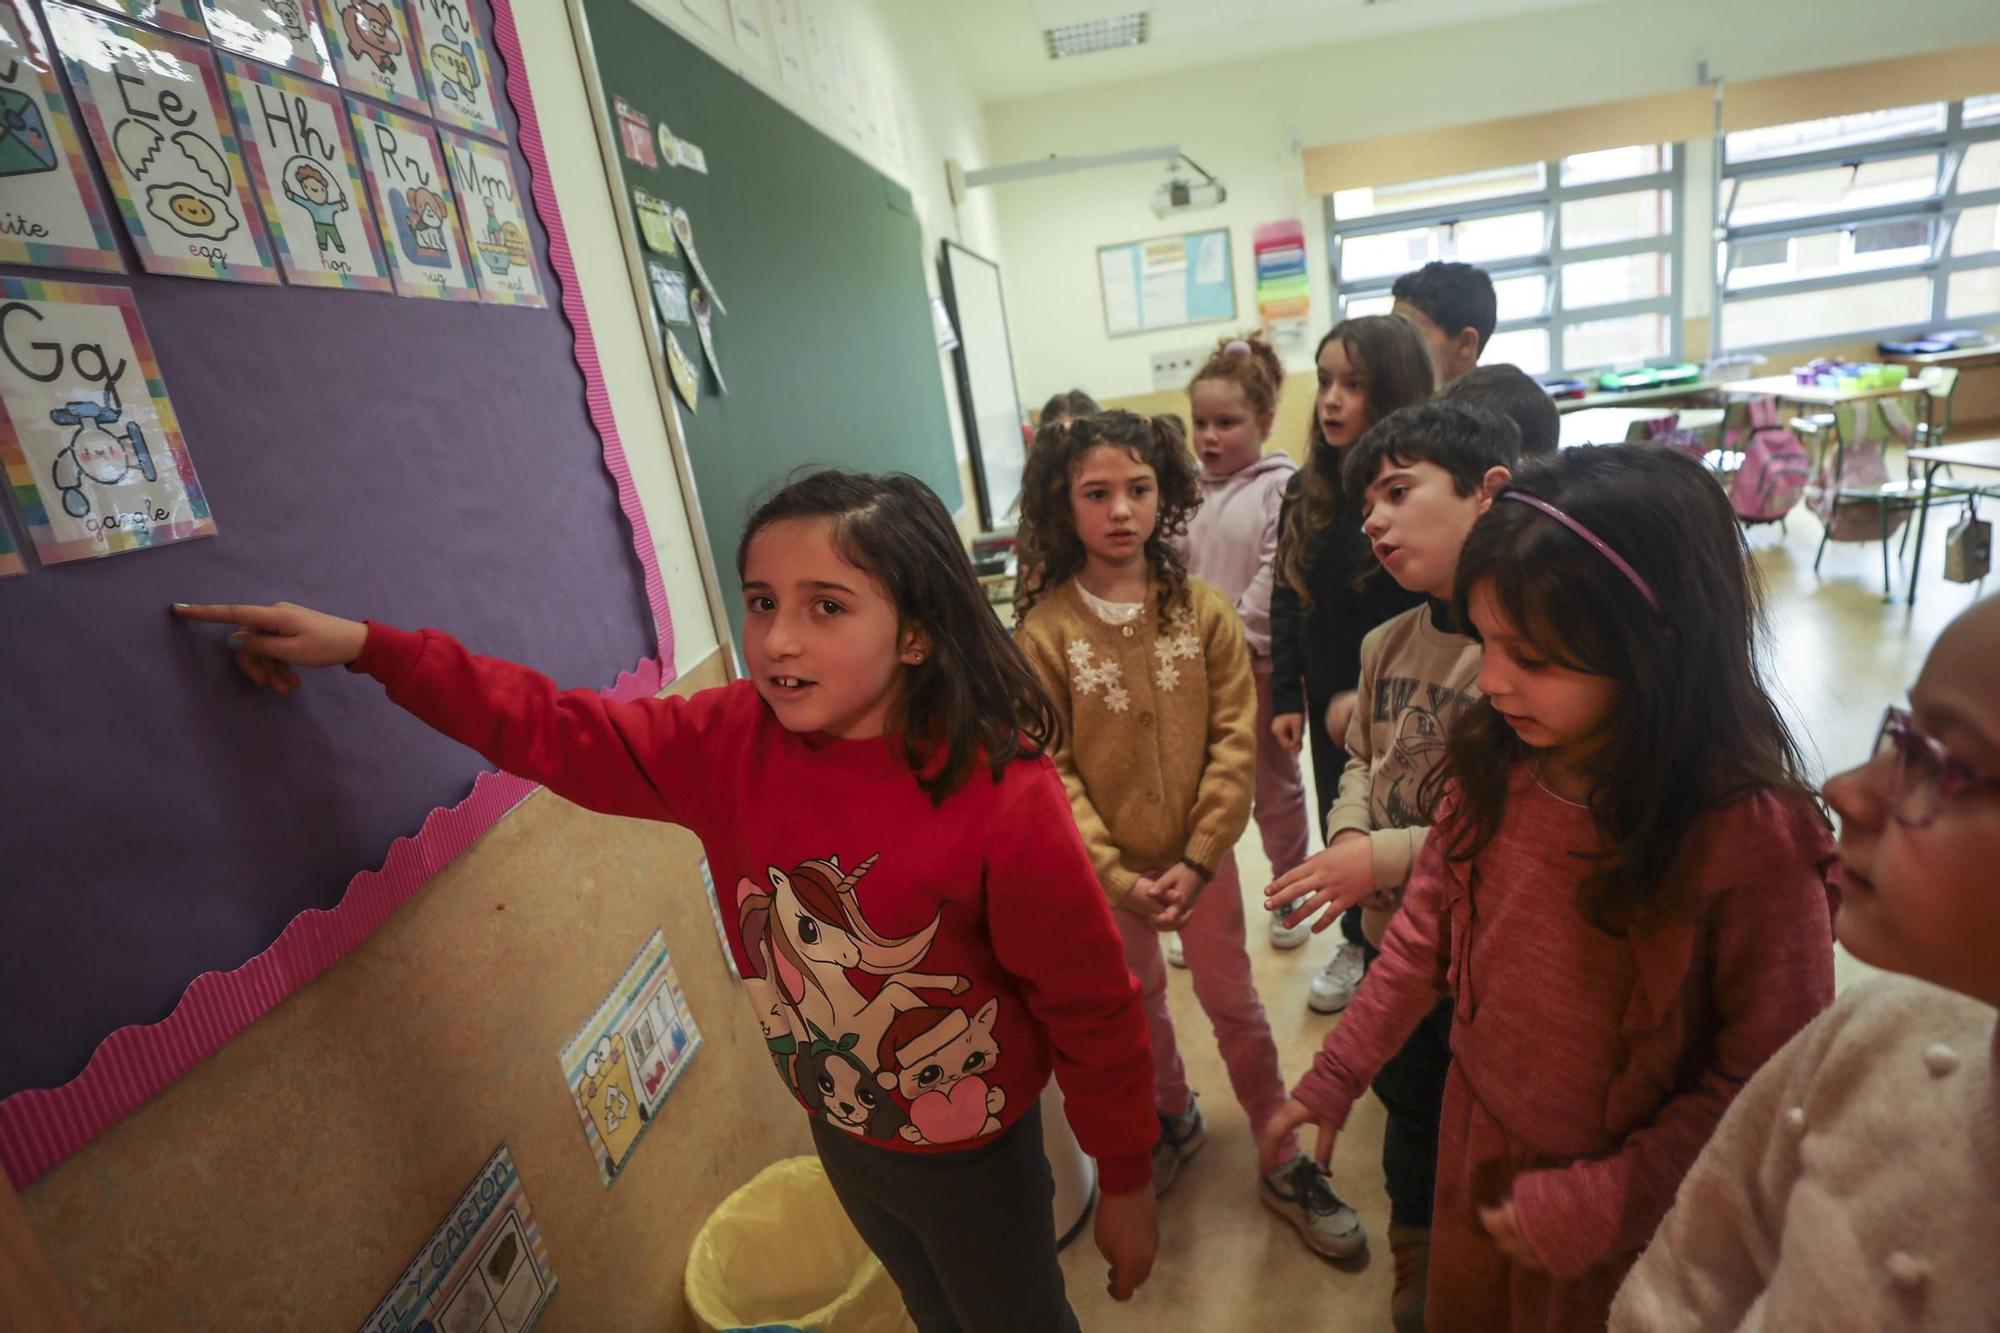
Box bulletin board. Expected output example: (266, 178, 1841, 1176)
(0, 0, 668, 1186)
(571, 0, 961, 652)
(1098, 226, 1236, 337)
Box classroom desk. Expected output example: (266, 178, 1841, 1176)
(1554, 380, 1721, 413)
(1903, 440, 2000, 605)
(1883, 341, 2000, 373)
(1560, 407, 1726, 450)
(1717, 374, 1928, 408)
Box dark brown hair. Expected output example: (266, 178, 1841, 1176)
(1427, 445, 1818, 934)
(1038, 389, 1101, 424)
(1013, 410, 1202, 623)
(1275, 315, 1436, 599)
(737, 470, 1062, 805)
(1440, 364, 1561, 458)
(1187, 331, 1285, 423)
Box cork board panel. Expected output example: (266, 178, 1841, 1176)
(21, 650, 814, 1332)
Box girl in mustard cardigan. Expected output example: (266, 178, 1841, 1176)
(1014, 409, 1365, 1262)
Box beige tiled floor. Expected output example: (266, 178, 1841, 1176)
(1055, 510, 1989, 1329)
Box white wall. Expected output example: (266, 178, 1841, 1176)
(983, 0, 2000, 404)
(511, 0, 1003, 674)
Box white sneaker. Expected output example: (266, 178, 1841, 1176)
(1151, 1099, 1206, 1196)
(1307, 941, 1367, 1014)
(1261, 1154, 1367, 1259)
(1268, 906, 1311, 950)
(1166, 932, 1188, 968)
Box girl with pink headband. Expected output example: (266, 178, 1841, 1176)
(1261, 444, 1838, 1329)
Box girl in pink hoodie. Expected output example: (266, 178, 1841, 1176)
(1182, 334, 1310, 953)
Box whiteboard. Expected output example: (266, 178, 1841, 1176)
(941, 240, 1029, 529)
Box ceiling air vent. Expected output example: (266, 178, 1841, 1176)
(1044, 13, 1149, 60)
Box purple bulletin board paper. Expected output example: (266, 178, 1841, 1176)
(318, 0, 429, 116)
(0, 0, 125, 273)
(63, 0, 206, 40)
(45, 3, 283, 285)
(405, 0, 505, 144)
(0, 0, 675, 1189)
(349, 97, 479, 301)
(0, 277, 217, 564)
(221, 54, 394, 293)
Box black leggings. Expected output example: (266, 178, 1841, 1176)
(811, 1105, 1078, 1333)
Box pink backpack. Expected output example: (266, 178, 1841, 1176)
(1726, 397, 1810, 525)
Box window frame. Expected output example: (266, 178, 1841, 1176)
(1323, 148, 1682, 378)
(1715, 98, 2000, 357)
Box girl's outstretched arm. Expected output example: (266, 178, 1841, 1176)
(174, 602, 703, 826)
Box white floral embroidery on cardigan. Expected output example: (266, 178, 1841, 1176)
(1067, 638, 1130, 712)
(1152, 607, 1200, 691)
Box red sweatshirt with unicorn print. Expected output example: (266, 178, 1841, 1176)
(353, 623, 1160, 1190)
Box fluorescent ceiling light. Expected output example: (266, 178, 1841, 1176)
(1044, 13, 1148, 60)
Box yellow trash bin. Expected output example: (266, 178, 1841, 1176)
(685, 1157, 908, 1333)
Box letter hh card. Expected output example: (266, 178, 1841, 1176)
(0, 0, 123, 272)
(405, 0, 505, 143)
(347, 97, 476, 300)
(0, 278, 216, 564)
(221, 55, 391, 291)
(44, 3, 280, 284)
(317, 0, 428, 115)
(440, 128, 542, 307)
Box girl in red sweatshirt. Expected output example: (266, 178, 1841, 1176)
(1260, 445, 1837, 1330)
(176, 470, 1159, 1333)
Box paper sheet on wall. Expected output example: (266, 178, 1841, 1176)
(318, 0, 430, 115)
(558, 930, 702, 1186)
(198, 0, 336, 81)
(405, 0, 506, 143)
(222, 55, 394, 291)
(1193, 231, 1226, 285)
(47, 3, 282, 285)
(348, 97, 479, 300)
(1099, 248, 1139, 335)
(1139, 237, 1189, 328)
(63, 0, 203, 39)
(0, 0, 124, 273)
(0, 278, 217, 564)
(441, 127, 544, 307)
(727, 0, 770, 65)
(766, 0, 808, 94)
(358, 1145, 557, 1333)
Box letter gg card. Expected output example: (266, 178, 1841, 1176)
(45, 3, 280, 284)
(0, 279, 216, 564)
(222, 55, 391, 291)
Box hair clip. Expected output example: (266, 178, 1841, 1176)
(1224, 339, 1252, 355)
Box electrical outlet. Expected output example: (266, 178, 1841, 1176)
(1149, 346, 1209, 392)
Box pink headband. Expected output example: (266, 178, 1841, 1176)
(1499, 492, 1662, 615)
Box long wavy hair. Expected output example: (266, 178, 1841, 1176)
(1013, 409, 1202, 623)
(1275, 315, 1435, 600)
(1425, 445, 1819, 934)
(736, 470, 1061, 805)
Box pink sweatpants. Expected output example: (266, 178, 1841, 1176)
(1252, 664, 1310, 877)
(1115, 851, 1300, 1161)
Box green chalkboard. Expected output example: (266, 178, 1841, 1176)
(575, 0, 961, 649)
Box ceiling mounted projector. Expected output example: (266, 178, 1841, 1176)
(1153, 175, 1226, 218)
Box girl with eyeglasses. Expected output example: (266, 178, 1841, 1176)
(1614, 592, 2000, 1331)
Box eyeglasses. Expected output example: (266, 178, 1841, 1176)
(1870, 705, 2000, 828)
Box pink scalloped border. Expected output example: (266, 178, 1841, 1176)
(0, 0, 676, 1190)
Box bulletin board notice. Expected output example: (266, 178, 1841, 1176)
(1097, 227, 1234, 337)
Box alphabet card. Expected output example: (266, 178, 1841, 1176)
(347, 98, 475, 300)
(405, 0, 505, 143)
(0, 521, 21, 577)
(62, 0, 204, 40)
(221, 56, 390, 291)
(45, 3, 280, 285)
(0, 279, 216, 564)
(558, 930, 701, 1186)
(0, 0, 122, 272)
(317, 0, 427, 116)
(196, 0, 335, 82)
(439, 128, 542, 308)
